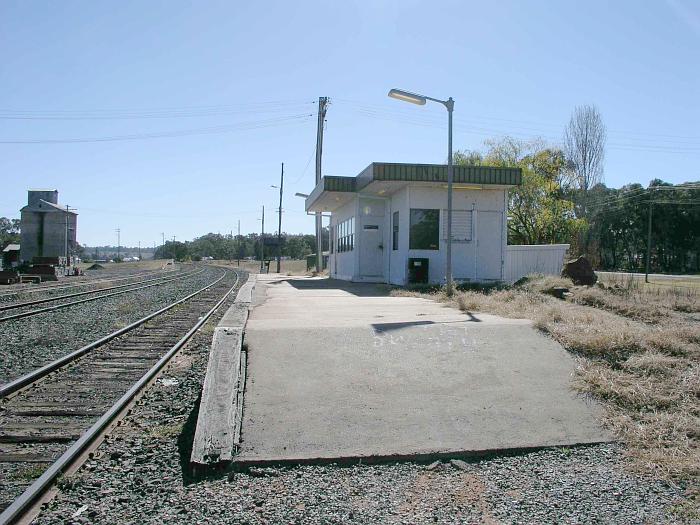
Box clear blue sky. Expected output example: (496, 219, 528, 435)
(1, 0, 698, 247)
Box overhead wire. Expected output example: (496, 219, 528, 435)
(335, 98, 700, 145)
(0, 113, 315, 144)
(334, 99, 700, 153)
(0, 100, 316, 120)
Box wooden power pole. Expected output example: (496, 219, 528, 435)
(276, 162, 284, 273)
(315, 97, 329, 273)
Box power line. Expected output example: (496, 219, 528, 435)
(0, 114, 314, 144)
(335, 98, 700, 144)
(290, 146, 316, 185)
(0, 100, 316, 120)
(334, 100, 700, 153)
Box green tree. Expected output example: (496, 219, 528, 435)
(455, 137, 585, 246)
(0, 217, 20, 245)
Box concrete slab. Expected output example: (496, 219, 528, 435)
(238, 276, 612, 463)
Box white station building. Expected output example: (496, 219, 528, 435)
(305, 162, 523, 285)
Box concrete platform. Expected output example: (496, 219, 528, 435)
(237, 276, 612, 463)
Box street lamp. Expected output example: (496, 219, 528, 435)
(388, 88, 455, 295)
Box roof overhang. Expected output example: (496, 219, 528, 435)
(305, 162, 522, 213)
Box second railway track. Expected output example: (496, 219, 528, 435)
(0, 268, 204, 322)
(0, 268, 244, 522)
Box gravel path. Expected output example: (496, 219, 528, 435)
(35, 286, 688, 525)
(0, 265, 221, 384)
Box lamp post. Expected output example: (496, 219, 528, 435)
(388, 88, 455, 295)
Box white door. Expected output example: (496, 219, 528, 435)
(360, 224, 384, 277)
(476, 211, 503, 280)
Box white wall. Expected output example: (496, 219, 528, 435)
(388, 187, 409, 285)
(329, 199, 358, 281)
(504, 244, 569, 283)
(329, 185, 509, 285)
(399, 186, 507, 285)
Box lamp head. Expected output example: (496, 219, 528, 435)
(388, 88, 426, 105)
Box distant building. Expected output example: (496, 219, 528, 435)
(20, 189, 78, 263)
(2, 243, 20, 269)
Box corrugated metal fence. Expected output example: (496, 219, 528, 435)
(504, 244, 569, 283)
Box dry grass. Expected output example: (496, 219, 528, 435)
(596, 273, 699, 315)
(395, 274, 700, 512)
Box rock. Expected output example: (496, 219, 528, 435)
(450, 459, 470, 471)
(561, 256, 598, 285)
(425, 461, 442, 471)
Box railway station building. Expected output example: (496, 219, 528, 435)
(304, 162, 523, 285)
(20, 189, 78, 264)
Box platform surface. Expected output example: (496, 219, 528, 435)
(237, 276, 612, 462)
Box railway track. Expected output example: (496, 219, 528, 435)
(0, 267, 178, 300)
(0, 268, 204, 323)
(0, 269, 244, 523)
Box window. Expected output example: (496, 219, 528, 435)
(442, 210, 472, 242)
(336, 217, 355, 252)
(392, 211, 399, 250)
(409, 209, 440, 250)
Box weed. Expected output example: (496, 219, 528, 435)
(11, 464, 48, 481)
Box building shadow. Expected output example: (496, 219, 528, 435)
(269, 277, 394, 297)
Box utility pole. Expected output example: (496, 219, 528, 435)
(64, 204, 73, 268)
(645, 188, 654, 284)
(161, 232, 165, 259)
(315, 96, 329, 273)
(138, 241, 141, 260)
(116, 228, 121, 261)
(277, 162, 284, 273)
(237, 220, 241, 266)
(260, 206, 265, 272)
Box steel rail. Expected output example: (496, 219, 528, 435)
(0, 270, 240, 525)
(0, 269, 200, 312)
(0, 268, 218, 397)
(0, 268, 205, 323)
(0, 268, 177, 299)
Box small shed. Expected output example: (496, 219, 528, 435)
(305, 162, 522, 285)
(2, 243, 20, 269)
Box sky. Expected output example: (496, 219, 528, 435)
(1, 0, 698, 247)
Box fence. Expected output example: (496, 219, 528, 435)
(504, 244, 569, 283)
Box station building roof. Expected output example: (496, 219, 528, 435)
(305, 162, 522, 213)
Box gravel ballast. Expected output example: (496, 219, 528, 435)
(34, 285, 688, 525)
(0, 265, 222, 384)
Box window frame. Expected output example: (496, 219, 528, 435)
(409, 208, 440, 250)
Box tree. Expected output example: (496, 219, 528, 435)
(563, 104, 606, 217)
(454, 137, 584, 246)
(0, 217, 20, 245)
